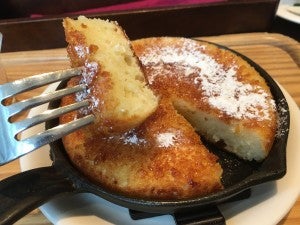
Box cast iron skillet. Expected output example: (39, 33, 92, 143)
(0, 43, 290, 225)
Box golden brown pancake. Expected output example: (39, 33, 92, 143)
(63, 16, 158, 134)
(61, 96, 223, 199)
(132, 37, 277, 161)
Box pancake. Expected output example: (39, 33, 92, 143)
(132, 37, 277, 161)
(61, 97, 223, 199)
(63, 16, 158, 134)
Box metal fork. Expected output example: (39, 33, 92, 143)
(0, 67, 94, 165)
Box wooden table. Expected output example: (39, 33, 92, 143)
(0, 33, 299, 224)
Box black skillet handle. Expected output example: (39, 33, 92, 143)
(130, 206, 225, 225)
(174, 206, 225, 225)
(0, 166, 75, 225)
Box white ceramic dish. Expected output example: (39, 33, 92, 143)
(20, 83, 300, 225)
(0, 32, 3, 51)
(277, 0, 300, 24)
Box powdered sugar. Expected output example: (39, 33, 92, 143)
(120, 130, 178, 147)
(139, 39, 275, 120)
(75, 61, 99, 114)
(156, 132, 177, 147)
(276, 98, 289, 137)
(73, 42, 99, 109)
(121, 130, 147, 145)
(74, 45, 89, 58)
(81, 61, 98, 85)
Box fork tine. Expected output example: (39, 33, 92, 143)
(6, 84, 86, 116)
(13, 100, 90, 135)
(0, 67, 83, 99)
(0, 115, 94, 166)
(20, 115, 94, 154)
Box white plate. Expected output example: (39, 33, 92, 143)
(20, 83, 300, 225)
(277, 0, 300, 24)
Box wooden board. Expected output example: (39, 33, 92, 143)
(0, 32, 299, 225)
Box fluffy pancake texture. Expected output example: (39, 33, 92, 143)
(132, 37, 277, 161)
(63, 16, 158, 133)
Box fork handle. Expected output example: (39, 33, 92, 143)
(0, 166, 75, 225)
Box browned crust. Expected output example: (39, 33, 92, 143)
(62, 98, 223, 199)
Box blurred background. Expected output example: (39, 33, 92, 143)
(0, 0, 299, 52)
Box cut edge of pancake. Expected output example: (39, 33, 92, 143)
(63, 16, 158, 133)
